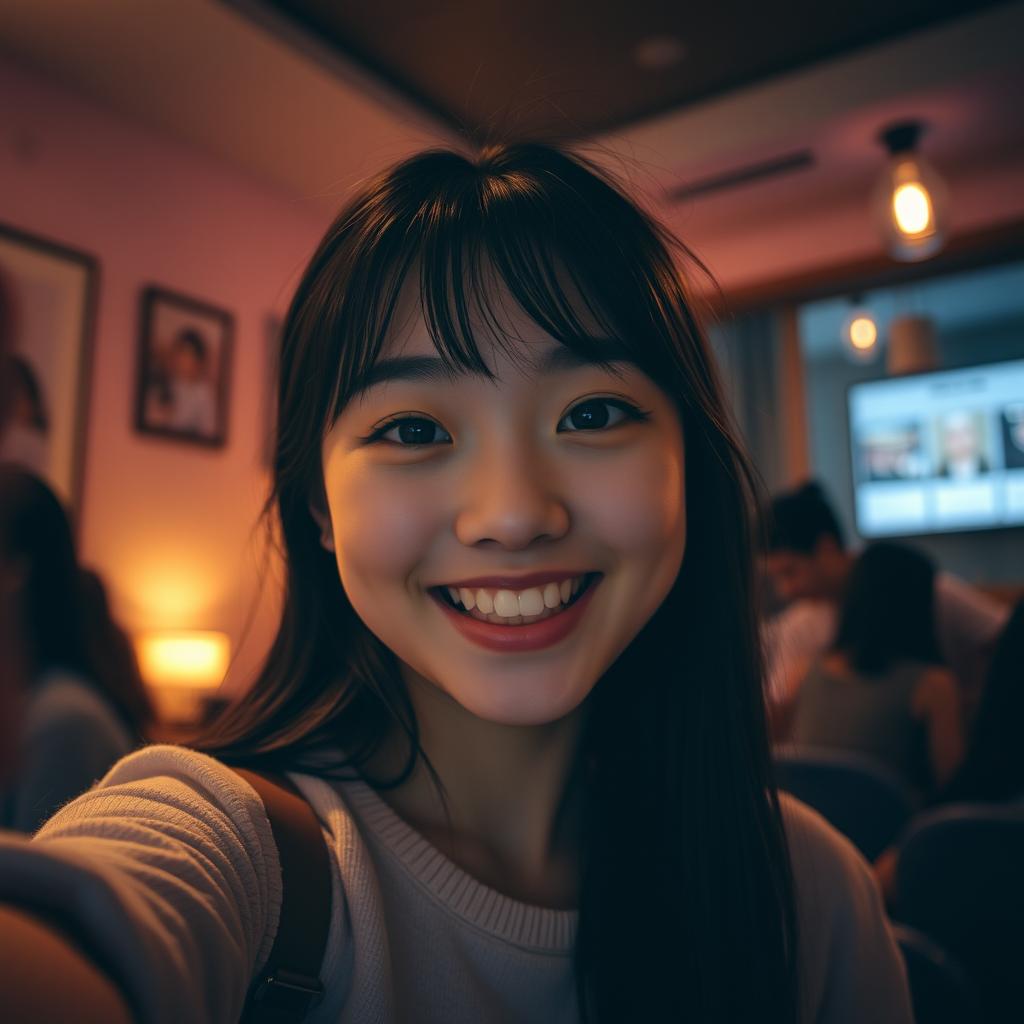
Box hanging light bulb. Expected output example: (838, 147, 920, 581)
(873, 120, 948, 262)
(842, 296, 881, 363)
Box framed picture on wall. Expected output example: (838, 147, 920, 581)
(136, 286, 233, 447)
(0, 222, 98, 518)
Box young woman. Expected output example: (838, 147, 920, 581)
(791, 542, 965, 795)
(0, 467, 149, 833)
(0, 144, 912, 1023)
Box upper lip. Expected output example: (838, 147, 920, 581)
(432, 570, 597, 590)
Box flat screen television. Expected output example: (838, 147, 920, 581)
(847, 358, 1024, 537)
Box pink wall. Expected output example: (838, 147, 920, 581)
(0, 56, 329, 694)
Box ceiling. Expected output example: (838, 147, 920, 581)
(251, 0, 1012, 142)
(2, 1, 1023, 292)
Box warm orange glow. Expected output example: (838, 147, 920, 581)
(892, 182, 933, 236)
(136, 630, 230, 690)
(849, 316, 878, 351)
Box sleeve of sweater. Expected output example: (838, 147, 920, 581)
(781, 793, 914, 1024)
(0, 743, 282, 1024)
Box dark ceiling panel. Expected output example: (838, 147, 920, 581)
(260, 0, 1012, 140)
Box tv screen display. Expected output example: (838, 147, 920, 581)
(848, 358, 1024, 537)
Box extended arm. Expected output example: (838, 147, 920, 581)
(0, 745, 283, 1024)
(0, 904, 134, 1023)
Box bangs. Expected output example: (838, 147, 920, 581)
(327, 147, 695, 423)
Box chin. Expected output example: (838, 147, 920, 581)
(444, 680, 590, 728)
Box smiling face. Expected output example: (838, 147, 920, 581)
(316, 285, 687, 728)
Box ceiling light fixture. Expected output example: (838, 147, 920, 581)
(842, 296, 881, 364)
(873, 120, 948, 263)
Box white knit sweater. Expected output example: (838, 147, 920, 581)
(0, 744, 912, 1023)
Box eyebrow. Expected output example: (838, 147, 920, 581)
(350, 339, 638, 400)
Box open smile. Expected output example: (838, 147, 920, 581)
(431, 572, 601, 626)
(428, 574, 604, 653)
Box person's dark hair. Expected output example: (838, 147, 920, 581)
(78, 567, 155, 738)
(173, 327, 208, 364)
(767, 480, 844, 554)
(833, 542, 942, 675)
(0, 465, 87, 676)
(936, 598, 1024, 804)
(7, 353, 49, 432)
(193, 143, 798, 1022)
(0, 268, 17, 434)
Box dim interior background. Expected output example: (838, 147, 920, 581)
(0, 0, 1022, 717)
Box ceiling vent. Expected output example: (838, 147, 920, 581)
(667, 149, 815, 202)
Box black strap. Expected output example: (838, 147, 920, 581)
(235, 769, 331, 1024)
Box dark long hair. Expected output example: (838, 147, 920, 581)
(79, 567, 155, 739)
(833, 542, 942, 675)
(194, 144, 798, 1022)
(0, 466, 148, 736)
(0, 464, 88, 676)
(938, 598, 1024, 804)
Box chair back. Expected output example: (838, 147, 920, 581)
(895, 802, 1024, 1023)
(892, 924, 976, 1024)
(774, 746, 919, 860)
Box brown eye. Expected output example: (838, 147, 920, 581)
(560, 398, 647, 432)
(366, 416, 452, 447)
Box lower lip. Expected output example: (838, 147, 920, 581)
(429, 577, 601, 653)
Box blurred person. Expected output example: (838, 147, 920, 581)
(874, 598, 1024, 902)
(1001, 402, 1024, 470)
(78, 567, 155, 742)
(936, 409, 989, 479)
(789, 543, 964, 794)
(928, 596, 1024, 805)
(0, 466, 139, 832)
(0, 352, 49, 474)
(150, 326, 217, 436)
(763, 480, 1009, 726)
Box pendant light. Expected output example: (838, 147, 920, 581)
(842, 295, 880, 363)
(873, 120, 948, 262)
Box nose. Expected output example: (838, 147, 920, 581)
(453, 439, 570, 550)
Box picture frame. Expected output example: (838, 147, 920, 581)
(136, 286, 233, 447)
(0, 222, 98, 519)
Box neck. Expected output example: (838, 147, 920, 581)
(364, 672, 585, 909)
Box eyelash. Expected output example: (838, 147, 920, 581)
(358, 398, 652, 448)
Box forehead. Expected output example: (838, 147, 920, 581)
(349, 277, 643, 404)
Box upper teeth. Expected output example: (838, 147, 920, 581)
(444, 576, 585, 617)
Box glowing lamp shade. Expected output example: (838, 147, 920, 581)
(849, 316, 877, 351)
(873, 121, 948, 263)
(136, 630, 230, 691)
(892, 180, 934, 236)
(842, 305, 881, 363)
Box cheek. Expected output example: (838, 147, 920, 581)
(572, 443, 686, 555)
(327, 465, 446, 585)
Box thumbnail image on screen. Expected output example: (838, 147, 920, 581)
(847, 358, 1024, 537)
(934, 410, 992, 479)
(1002, 403, 1024, 470)
(855, 422, 929, 481)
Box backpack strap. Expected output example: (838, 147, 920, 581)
(234, 768, 331, 1024)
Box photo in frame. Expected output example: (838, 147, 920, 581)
(136, 287, 233, 447)
(0, 222, 98, 517)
